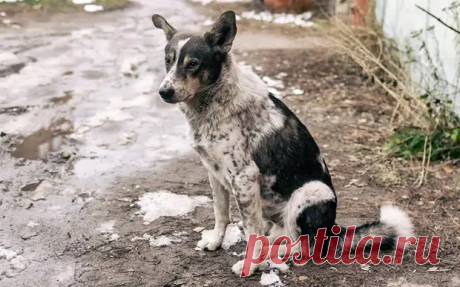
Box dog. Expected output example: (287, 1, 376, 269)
(151, 11, 414, 276)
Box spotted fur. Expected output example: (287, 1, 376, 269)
(152, 11, 414, 276)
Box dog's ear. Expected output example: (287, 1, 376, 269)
(152, 14, 177, 41)
(204, 11, 237, 55)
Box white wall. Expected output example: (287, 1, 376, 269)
(374, 0, 460, 112)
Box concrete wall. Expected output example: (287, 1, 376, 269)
(374, 0, 460, 111)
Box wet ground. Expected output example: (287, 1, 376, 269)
(1, 0, 460, 286)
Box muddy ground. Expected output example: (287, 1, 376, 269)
(0, 0, 459, 286)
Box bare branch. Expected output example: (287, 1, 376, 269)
(416, 4, 460, 35)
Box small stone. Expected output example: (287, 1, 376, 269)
(298, 275, 308, 281)
(193, 227, 205, 233)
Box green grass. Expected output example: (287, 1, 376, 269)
(384, 126, 460, 161)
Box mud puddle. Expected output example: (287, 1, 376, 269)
(10, 118, 73, 160)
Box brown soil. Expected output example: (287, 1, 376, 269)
(70, 6, 460, 286)
(4, 1, 459, 286)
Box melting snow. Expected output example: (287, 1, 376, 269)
(0, 247, 28, 279)
(260, 270, 284, 286)
(136, 190, 210, 224)
(84, 4, 103, 12)
(292, 89, 304, 95)
(263, 76, 284, 89)
(131, 233, 184, 247)
(150, 235, 174, 247)
(99, 220, 116, 233)
(72, 0, 93, 4)
(109, 234, 120, 241)
(222, 223, 244, 249)
(26, 221, 39, 228)
(191, 0, 250, 5)
(131, 233, 151, 241)
(241, 11, 314, 27)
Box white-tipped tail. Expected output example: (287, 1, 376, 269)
(380, 205, 414, 237)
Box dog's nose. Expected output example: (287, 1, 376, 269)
(159, 87, 175, 101)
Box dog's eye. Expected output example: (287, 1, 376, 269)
(165, 57, 171, 65)
(187, 59, 199, 69)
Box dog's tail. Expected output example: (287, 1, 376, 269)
(336, 204, 414, 252)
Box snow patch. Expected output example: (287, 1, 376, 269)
(72, 0, 93, 4)
(109, 233, 120, 241)
(99, 220, 116, 234)
(131, 233, 151, 242)
(241, 11, 314, 27)
(26, 221, 39, 228)
(190, 0, 250, 5)
(263, 76, 284, 89)
(0, 247, 28, 279)
(221, 223, 244, 249)
(292, 89, 304, 95)
(149, 235, 174, 247)
(0, 52, 20, 66)
(136, 190, 210, 224)
(131, 233, 184, 247)
(84, 4, 103, 12)
(260, 270, 284, 286)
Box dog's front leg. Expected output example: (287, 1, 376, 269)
(197, 173, 230, 251)
(230, 165, 266, 276)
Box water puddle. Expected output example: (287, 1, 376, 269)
(81, 70, 106, 80)
(10, 118, 74, 161)
(20, 180, 43, 192)
(0, 106, 29, 115)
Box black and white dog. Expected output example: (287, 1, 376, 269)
(151, 11, 413, 275)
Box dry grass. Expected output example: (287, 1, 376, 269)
(327, 17, 428, 129)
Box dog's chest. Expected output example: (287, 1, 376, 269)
(190, 124, 248, 184)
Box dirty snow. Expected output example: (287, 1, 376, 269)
(292, 89, 304, 95)
(262, 76, 284, 89)
(131, 233, 152, 242)
(0, 247, 28, 279)
(263, 76, 285, 98)
(0, 51, 20, 65)
(241, 11, 314, 27)
(26, 221, 39, 228)
(222, 223, 244, 249)
(149, 235, 173, 247)
(136, 190, 210, 224)
(72, 0, 93, 4)
(260, 270, 284, 286)
(99, 220, 116, 233)
(109, 233, 120, 241)
(190, 0, 249, 5)
(130, 233, 184, 247)
(84, 4, 103, 12)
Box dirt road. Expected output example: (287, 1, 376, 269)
(1, 0, 459, 286)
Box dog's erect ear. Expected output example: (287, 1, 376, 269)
(152, 14, 177, 41)
(204, 11, 237, 55)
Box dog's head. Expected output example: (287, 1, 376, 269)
(152, 11, 237, 104)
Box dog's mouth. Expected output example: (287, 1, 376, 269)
(162, 94, 193, 104)
(163, 98, 178, 104)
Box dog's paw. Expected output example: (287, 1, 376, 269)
(232, 259, 259, 276)
(197, 230, 223, 251)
